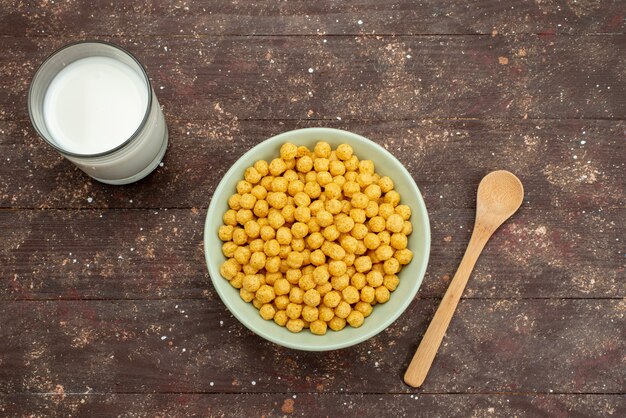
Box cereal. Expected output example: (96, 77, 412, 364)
(218, 142, 413, 334)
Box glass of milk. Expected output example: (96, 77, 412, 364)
(28, 41, 168, 185)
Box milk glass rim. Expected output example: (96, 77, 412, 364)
(28, 40, 154, 159)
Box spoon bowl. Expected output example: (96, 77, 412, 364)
(476, 170, 525, 232)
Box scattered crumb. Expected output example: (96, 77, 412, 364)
(498, 56, 509, 65)
(282, 398, 295, 414)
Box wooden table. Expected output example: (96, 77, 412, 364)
(1, 2, 624, 416)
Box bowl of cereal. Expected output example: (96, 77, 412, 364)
(204, 127, 430, 351)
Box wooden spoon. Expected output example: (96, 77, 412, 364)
(404, 170, 524, 388)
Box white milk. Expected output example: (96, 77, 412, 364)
(43, 56, 149, 154)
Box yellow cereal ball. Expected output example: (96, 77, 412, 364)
(294, 207, 311, 223)
(302, 305, 319, 322)
(306, 219, 320, 234)
(223, 209, 238, 226)
(260, 176, 273, 190)
(313, 265, 330, 284)
(222, 241, 238, 258)
(270, 177, 288, 194)
(363, 200, 377, 218)
(256, 284, 276, 304)
(248, 251, 266, 270)
(335, 216, 355, 233)
(267, 210, 285, 230)
(328, 316, 346, 331)
(238, 193, 256, 210)
(306, 199, 322, 214)
(322, 199, 340, 215)
(283, 170, 298, 182)
(351, 192, 369, 209)
(314, 141, 332, 158)
(229, 272, 244, 288)
(235, 181, 252, 196)
(384, 190, 401, 206)
(242, 273, 262, 292)
(239, 288, 255, 302)
(314, 158, 330, 172)
(218, 225, 234, 242)
(322, 225, 340, 242)
(358, 160, 375, 175)
(274, 295, 289, 310)
(368, 216, 386, 233)
(330, 274, 349, 291)
(290, 192, 310, 209)
(220, 259, 240, 279)
(228, 194, 241, 210)
(304, 172, 317, 184)
(251, 200, 268, 218)
(244, 167, 261, 184)
(322, 242, 346, 261)
(349, 273, 365, 290)
(360, 286, 375, 303)
(233, 246, 251, 265)
(354, 256, 373, 273)
(335, 143, 353, 160)
(251, 185, 267, 201)
(275, 227, 292, 245)
(269, 158, 287, 176)
(323, 290, 341, 308)
(356, 173, 373, 188)
(344, 155, 359, 171)
(265, 256, 281, 273)
(287, 179, 304, 197)
(310, 320, 327, 335)
(342, 286, 360, 304)
(402, 221, 413, 236)
(386, 214, 404, 233)
(341, 200, 352, 214)
(303, 231, 322, 249)
(251, 160, 268, 176)
(378, 203, 394, 219)
(252, 297, 263, 309)
(316, 282, 333, 296)
(274, 278, 291, 295)
(334, 301, 352, 319)
(334, 175, 346, 188)
(291, 238, 305, 252)
(349, 208, 366, 224)
(346, 310, 365, 328)
(375, 286, 391, 303)
(244, 220, 260, 239)
(324, 183, 342, 200)
(280, 143, 298, 160)
(378, 176, 394, 193)
(351, 224, 369, 240)
(329, 160, 346, 176)
(235, 209, 253, 226)
(343, 253, 355, 267)
(339, 235, 358, 254)
(298, 274, 316, 291)
(262, 239, 280, 256)
(304, 181, 322, 199)
(296, 155, 314, 173)
(375, 245, 394, 261)
(395, 248, 414, 265)
(286, 251, 304, 269)
(274, 310, 288, 326)
(364, 233, 381, 250)
(363, 184, 382, 201)
(327, 260, 346, 277)
(307, 249, 324, 266)
(343, 181, 360, 198)
(318, 305, 334, 322)
(259, 303, 276, 320)
(265, 272, 281, 286)
(354, 301, 373, 317)
(286, 302, 303, 320)
(383, 258, 400, 275)
(296, 145, 310, 158)
(383, 274, 400, 292)
(366, 270, 384, 287)
(290, 222, 308, 239)
(289, 286, 305, 303)
(316, 210, 334, 227)
(316, 171, 333, 186)
(286, 318, 304, 333)
(394, 204, 411, 220)
(303, 289, 321, 307)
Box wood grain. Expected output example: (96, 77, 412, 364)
(0, 299, 623, 394)
(0, 0, 623, 36)
(1, 207, 623, 301)
(1, 35, 624, 122)
(1, 119, 624, 210)
(0, 394, 624, 417)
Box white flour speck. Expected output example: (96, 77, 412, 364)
(87, 197, 93, 203)
(308, 68, 314, 73)
(357, 20, 363, 25)
(161, 336, 167, 340)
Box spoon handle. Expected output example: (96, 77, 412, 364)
(404, 225, 492, 387)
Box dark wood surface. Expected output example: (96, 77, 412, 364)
(0, 1, 624, 417)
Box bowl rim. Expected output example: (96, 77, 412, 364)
(204, 127, 430, 351)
